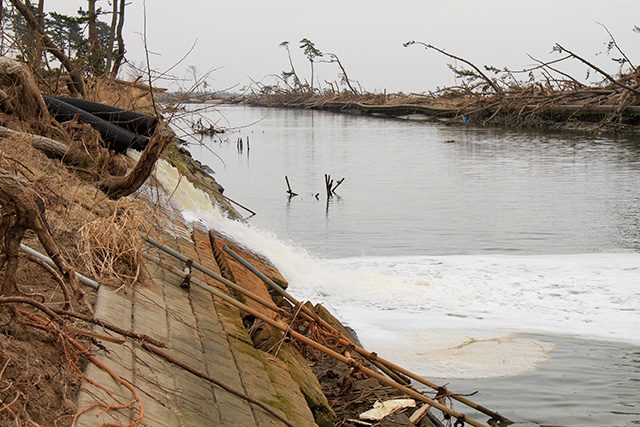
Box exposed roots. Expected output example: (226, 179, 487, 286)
(0, 296, 174, 426)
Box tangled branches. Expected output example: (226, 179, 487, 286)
(0, 170, 85, 304)
(0, 296, 168, 426)
(404, 27, 640, 132)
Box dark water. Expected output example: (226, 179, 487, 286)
(444, 335, 640, 426)
(179, 105, 640, 426)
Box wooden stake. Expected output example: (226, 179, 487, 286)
(325, 174, 333, 198)
(332, 177, 345, 193)
(285, 176, 298, 197)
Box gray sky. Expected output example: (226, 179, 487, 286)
(44, 1, 639, 94)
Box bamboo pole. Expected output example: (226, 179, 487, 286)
(222, 245, 511, 425)
(147, 253, 488, 427)
(142, 235, 281, 313)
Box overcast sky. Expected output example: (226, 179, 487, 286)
(44, 1, 639, 94)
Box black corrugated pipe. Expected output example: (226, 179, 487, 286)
(42, 95, 149, 153)
(53, 96, 158, 136)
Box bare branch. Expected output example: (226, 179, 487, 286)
(526, 53, 586, 88)
(405, 40, 503, 93)
(597, 22, 635, 71)
(554, 43, 640, 97)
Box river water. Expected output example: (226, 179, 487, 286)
(167, 105, 640, 426)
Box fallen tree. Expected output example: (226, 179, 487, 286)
(249, 26, 640, 133)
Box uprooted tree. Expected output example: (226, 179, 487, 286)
(0, 170, 84, 301)
(0, 55, 170, 301)
(402, 25, 640, 131)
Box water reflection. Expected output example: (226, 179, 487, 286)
(186, 105, 640, 258)
(438, 335, 640, 426)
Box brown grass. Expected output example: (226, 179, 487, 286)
(0, 77, 163, 425)
(77, 198, 152, 290)
(85, 77, 158, 114)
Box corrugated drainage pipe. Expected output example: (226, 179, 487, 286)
(53, 96, 158, 136)
(42, 95, 149, 152)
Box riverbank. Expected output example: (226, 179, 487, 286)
(240, 77, 640, 135)
(0, 68, 509, 426)
(2, 62, 637, 425)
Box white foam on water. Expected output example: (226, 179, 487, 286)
(147, 155, 640, 379)
(305, 254, 639, 378)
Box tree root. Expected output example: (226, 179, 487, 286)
(20, 252, 72, 309)
(0, 169, 87, 307)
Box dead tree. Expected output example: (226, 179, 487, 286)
(324, 52, 358, 94)
(33, 0, 44, 70)
(9, 0, 86, 96)
(279, 41, 303, 91)
(105, 0, 118, 72)
(87, 0, 103, 74)
(110, 0, 126, 79)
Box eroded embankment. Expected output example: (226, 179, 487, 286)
(0, 57, 507, 425)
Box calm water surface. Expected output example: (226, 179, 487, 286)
(178, 105, 640, 426)
(186, 105, 640, 258)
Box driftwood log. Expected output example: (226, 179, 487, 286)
(0, 126, 85, 164)
(0, 126, 128, 177)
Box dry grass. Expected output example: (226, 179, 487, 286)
(1, 92, 155, 290)
(0, 69, 169, 425)
(0, 327, 81, 426)
(0, 132, 93, 425)
(77, 198, 152, 290)
(85, 77, 158, 114)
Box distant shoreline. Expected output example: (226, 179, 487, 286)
(237, 92, 640, 135)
